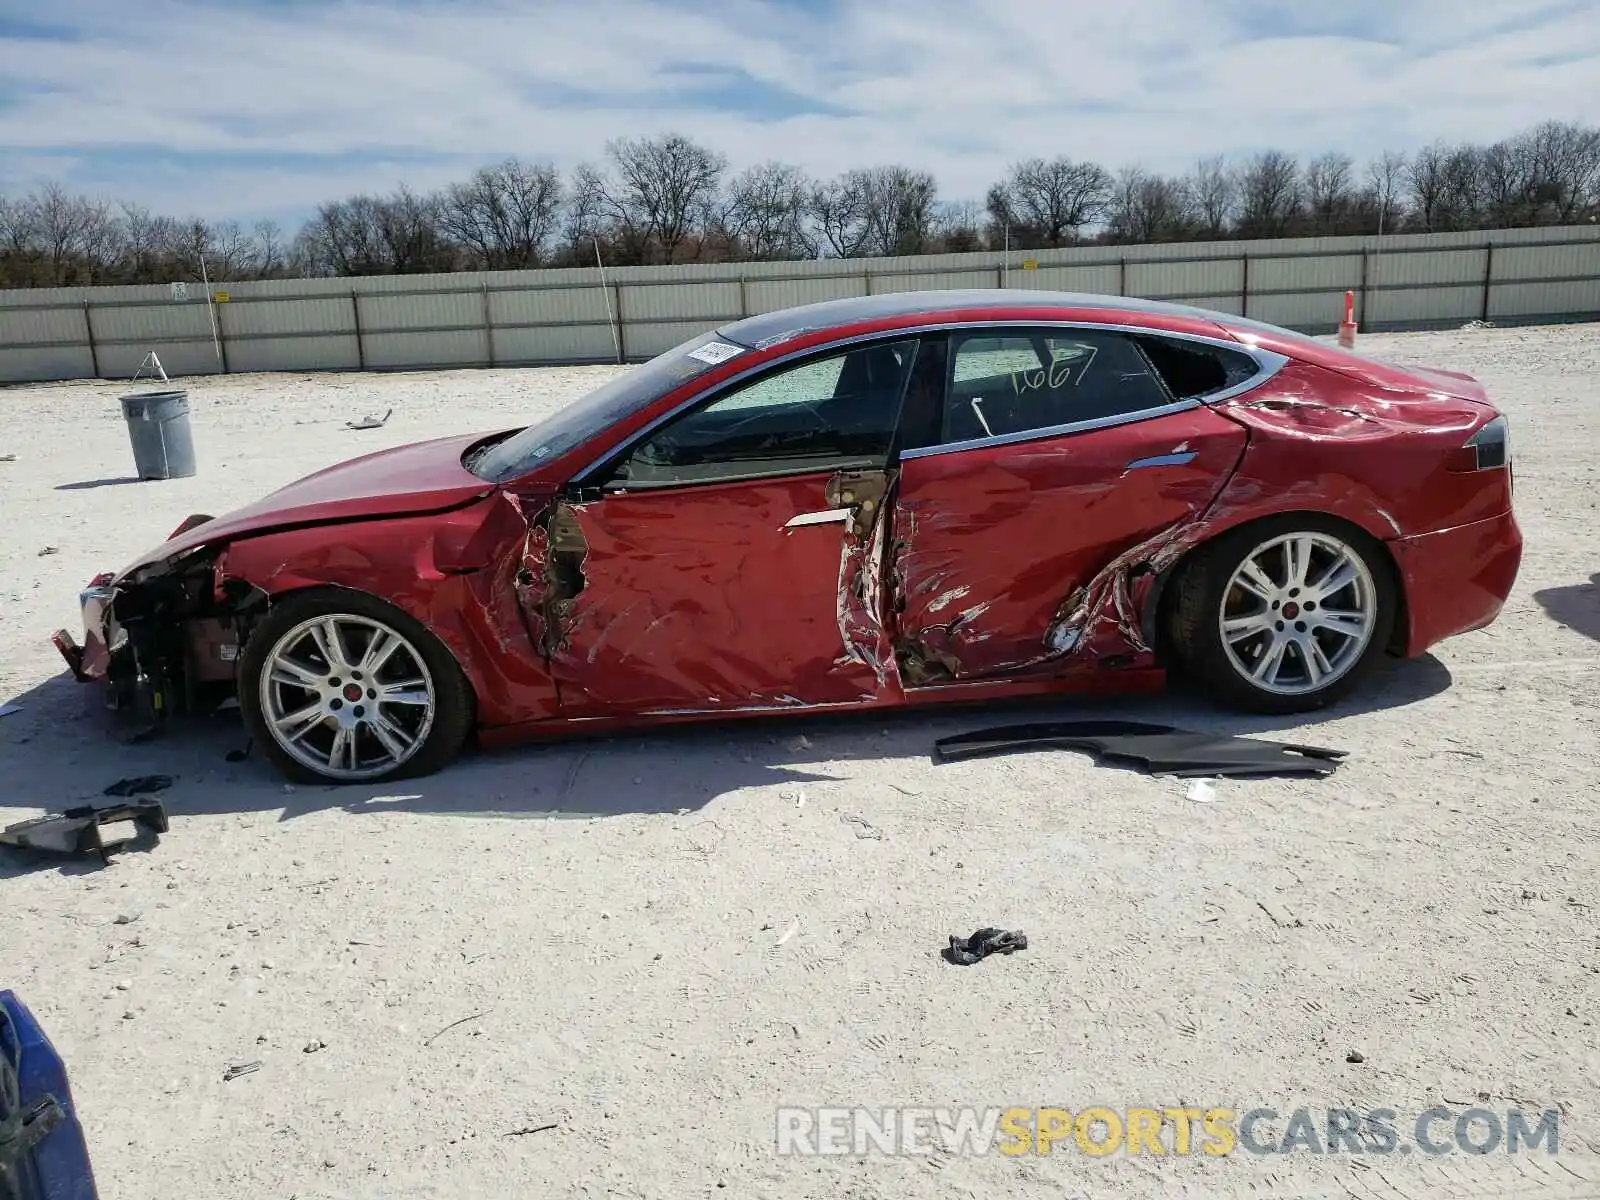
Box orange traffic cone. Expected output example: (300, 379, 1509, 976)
(1337, 290, 1358, 349)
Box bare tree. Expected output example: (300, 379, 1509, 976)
(1107, 168, 1192, 243)
(207, 220, 258, 281)
(1479, 138, 1538, 228)
(1525, 120, 1600, 222)
(1186, 155, 1238, 239)
(1304, 152, 1355, 234)
(932, 199, 985, 252)
(374, 186, 454, 273)
(172, 218, 215, 283)
(986, 157, 1111, 247)
(253, 219, 286, 277)
(1365, 150, 1409, 234)
(63, 197, 118, 285)
(1441, 145, 1485, 230)
(1409, 142, 1483, 231)
(0, 196, 32, 256)
(855, 166, 938, 256)
(1408, 142, 1451, 232)
(558, 164, 610, 259)
(287, 226, 327, 278)
(1235, 151, 1303, 238)
(0, 195, 37, 285)
(718, 162, 815, 261)
(809, 173, 873, 258)
(27, 183, 98, 285)
(603, 133, 727, 263)
(119, 203, 170, 281)
(441, 158, 564, 269)
(300, 196, 388, 276)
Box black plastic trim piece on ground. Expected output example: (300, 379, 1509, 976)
(0, 801, 168, 863)
(933, 721, 1346, 778)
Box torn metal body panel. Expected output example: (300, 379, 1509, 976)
(56, 482, 558, 734)
(531, 472, 893, 715)
(218, 497, 560, 728)
(890, 406, 1247, 681)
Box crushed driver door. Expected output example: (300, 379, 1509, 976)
(524, 338, 919, 716)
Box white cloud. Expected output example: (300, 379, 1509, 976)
(0, 0, 1596, 219)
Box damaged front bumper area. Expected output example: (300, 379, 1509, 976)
(52, 574, 117, 684)
(51, 538, 264, 725)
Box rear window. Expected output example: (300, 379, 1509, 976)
(1134, 334, 1261, 400)
(938, 329, 1172, 445)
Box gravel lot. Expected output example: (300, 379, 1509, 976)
(2, 323, 1598, 1199)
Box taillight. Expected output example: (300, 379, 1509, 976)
(1450, 415, 1510, 472)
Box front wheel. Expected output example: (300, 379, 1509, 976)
(238, 589, 475, 784)
(1167, 517, 1398, 714)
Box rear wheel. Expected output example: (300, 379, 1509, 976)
(1167, 516, 1397, 714)
(239, 589, 474, 784)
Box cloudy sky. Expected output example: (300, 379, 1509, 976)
(1, 0, 1596, 223)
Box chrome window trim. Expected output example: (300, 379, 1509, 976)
(571, 319, 1290, 485)
(899, 399, 1205, 460)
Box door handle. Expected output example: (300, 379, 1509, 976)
(784, 507, 854, 529)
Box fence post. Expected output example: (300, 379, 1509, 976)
(214, 302, 230, 374)
(995, 264, 1004, 289)
(1481, 244, 1495, 323)
(481, 281, 496, 367)
(1241, 252, 1251, 317)
(1118, 257, 1127, 296)
(351, 291, 366, 370)
(83, 301, 100, 378)
(1358, 247, 1370, 327)
(863, 271, 873, 296)
(738, 276, 748, 317)
(613, 282, 625, 363)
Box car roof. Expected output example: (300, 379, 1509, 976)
(718, 289, 1236, 348)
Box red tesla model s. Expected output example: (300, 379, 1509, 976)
(54, 290, 1521, 784)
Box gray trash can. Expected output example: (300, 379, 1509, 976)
(120, 389, 196, 480)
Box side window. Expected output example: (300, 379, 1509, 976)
(942, 329, 1172, 444)
(1134, 334, 1261, 400)
(606, 339, 917, 488)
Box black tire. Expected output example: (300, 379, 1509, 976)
(238, 587, 475, 785)
(1165, 514, 1398, 715)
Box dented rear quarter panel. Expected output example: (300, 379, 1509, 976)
(1211, 362, 1511, 539)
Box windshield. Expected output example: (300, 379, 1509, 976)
(466, 330, 745, 483)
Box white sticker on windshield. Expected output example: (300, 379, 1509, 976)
(687, 341, 746, 366)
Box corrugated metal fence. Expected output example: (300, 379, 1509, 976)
(2, 224, 1598, 384)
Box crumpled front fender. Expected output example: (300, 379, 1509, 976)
(219, 496, 559, 729)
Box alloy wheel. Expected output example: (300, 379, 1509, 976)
(258, 613, 437, 781)
(1217, 532, 1378, 696)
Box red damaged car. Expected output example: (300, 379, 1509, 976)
(54, 291, 1522, 784)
